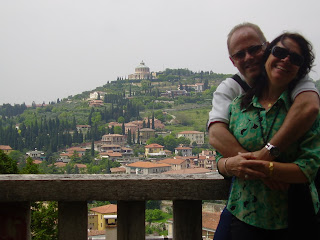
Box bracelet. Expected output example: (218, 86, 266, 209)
(269, 162, 274, 177)
(224, 157, 232, 177)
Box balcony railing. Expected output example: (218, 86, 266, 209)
(0, 173, 229, 240)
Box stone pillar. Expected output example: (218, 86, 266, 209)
(173, 200, 202, 240)
(117, 201, 145, 240)
(58, 201, 87, 240)
(0, 202, 31, 240)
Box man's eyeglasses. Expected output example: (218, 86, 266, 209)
(271, 46, 304, 67)
(231, 42, 266, 61)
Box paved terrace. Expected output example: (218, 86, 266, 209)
(0, 173, 229, 240)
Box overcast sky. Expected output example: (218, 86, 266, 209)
(1, 0, 319, 105)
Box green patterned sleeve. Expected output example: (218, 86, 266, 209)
(293, 116, 320, 183)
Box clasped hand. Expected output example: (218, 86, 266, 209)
(227, 150, 289, 191)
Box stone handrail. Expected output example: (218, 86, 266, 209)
(0, 173, 229, 240)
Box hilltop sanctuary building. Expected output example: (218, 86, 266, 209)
(128, 61, 152, 80)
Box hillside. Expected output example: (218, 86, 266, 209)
(0, 68, 230, 156)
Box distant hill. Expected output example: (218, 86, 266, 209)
(0, 68, 231, 153)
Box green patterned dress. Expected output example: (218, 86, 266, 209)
(216, 90, 320, 230)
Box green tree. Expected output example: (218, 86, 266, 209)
(118, 116, 125, 123)
(91, 140, 95, 157)
(114, 126, 122, 134)
(0, 150, 18, 174)
(31, 201, 58, 240)
(20, 157, 41, 174)
(19, 156, 58, 239)
(71, 151, 81, 163)
(164, 135, 178, 152)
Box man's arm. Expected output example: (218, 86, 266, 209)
(209, 122, 247, 157)
(257, 91, 319, 160)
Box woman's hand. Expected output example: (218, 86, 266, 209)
(225, 155, 267, 180)
(240, 160, 289, 191)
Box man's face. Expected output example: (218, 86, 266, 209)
(229, 27, 266, 84)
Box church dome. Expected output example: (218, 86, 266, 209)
(135, 61, 150, 73)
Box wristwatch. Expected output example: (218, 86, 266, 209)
(265, 143, 280, 157)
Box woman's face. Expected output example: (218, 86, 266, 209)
(265, 37, 302, 89)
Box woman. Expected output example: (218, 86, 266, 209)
(216, 32, 320, 240)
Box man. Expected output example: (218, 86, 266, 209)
(208, 22, 319, 240)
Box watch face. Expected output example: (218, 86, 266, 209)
(270, 147, 280, 157)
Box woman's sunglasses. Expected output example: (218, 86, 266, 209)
(271, 46, 304, 67)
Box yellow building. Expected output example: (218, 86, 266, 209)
(88, 204, 117, 231)
(144, 143, 165, 157)
(0, 145, 13, 154)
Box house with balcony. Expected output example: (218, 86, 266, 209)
(198, 155, 216, 170)
(105, 152, 123, 161)
(102, 134, 126, 146)
(174, 146, 192, 156)
(126, 161, 171, 174)
(177, 131, 204, 145)
(26, 148, 46, 160)
(89, 204, 117, 234)
(100, 144, 122, 153)
(145, 143, 166, 157)
(121, 147, 133, 156)
(158, 157, 187, 171)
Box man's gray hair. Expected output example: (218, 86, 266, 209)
(227, 22, 267, 54)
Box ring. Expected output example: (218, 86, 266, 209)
(245, 174, 249, 179)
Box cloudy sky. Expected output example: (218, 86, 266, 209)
(1, 0, 319, 105)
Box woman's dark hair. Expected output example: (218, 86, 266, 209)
(241, 32, 315, 109)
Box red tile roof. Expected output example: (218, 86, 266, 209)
(107, 152, 122, 157)
(127, 161, 170, 169)
(158, 158, 186, 165)
(90, 204, 117, 214)
(75, 164, 87, 168)
(110, 167, 126, 173)
(33, 160, 42, 165)
(0, 145, 12, 150)
(202, 211, 221, 230)
(54, 162, 67, 167)
(145, 143, 164, 148)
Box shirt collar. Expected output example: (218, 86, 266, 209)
(241, 90, 291, 112)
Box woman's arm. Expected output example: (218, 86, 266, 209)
(217, 155, 267, 179)
(241, 160, 308, 183)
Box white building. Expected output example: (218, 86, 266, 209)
(177, 131, 204, 145)
(126, 161, 171, 174)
